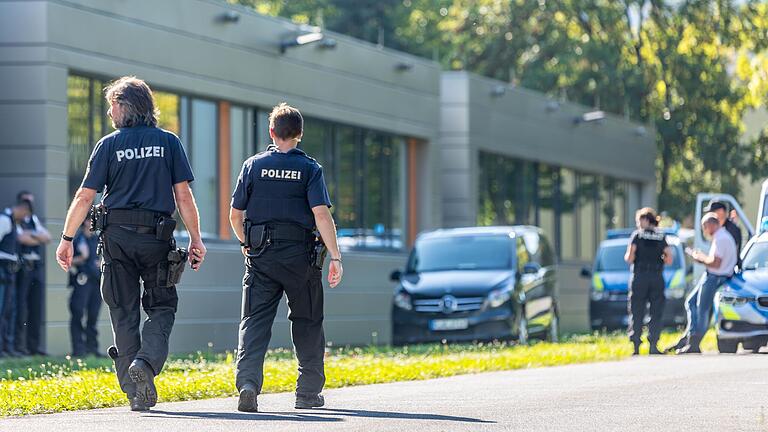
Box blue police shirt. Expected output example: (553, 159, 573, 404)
(81, 126, 194, 216)
(231, 144, 331, 230)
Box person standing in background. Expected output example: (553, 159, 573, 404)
(68, 219, 103, 357)
(14, 191, 52, 356)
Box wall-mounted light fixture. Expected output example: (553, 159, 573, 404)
(491, 85, 506, 97)
(573, 110, 605, 124)
(395, 61, 414, 72)
(280, 32, 336, 53)
(216, 11, 240, 23)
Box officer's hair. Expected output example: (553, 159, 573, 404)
(104, 76, 159, 128)
(701, 212, 719, 227)
(269, 103, 303, 140)
(16, 190, 31, 202)
(635, 207, 660, 227)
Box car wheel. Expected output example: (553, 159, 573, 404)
(517, 310, 529, 345)
(547, 306, 560, 343)
(717, 338, 739, 354)
(742, 339, 762, 354)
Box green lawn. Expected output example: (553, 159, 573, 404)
(0, 332, 717, 416)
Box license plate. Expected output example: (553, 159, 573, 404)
(430, 318, 469, 331)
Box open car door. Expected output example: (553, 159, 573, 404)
(693, 193, 754, 281)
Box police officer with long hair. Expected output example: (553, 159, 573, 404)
(624, 207, 673, 355)
(229, 103, 343, 413)
(55, 76, 206, 411)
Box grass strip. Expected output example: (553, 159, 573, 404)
(0, 332, 716, 416)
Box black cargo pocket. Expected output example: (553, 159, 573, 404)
(100, 262, 119, 308)
(241, 271, 254, 319)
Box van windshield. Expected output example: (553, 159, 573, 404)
(596, 244, 682, 272)
(407, 235, 512, 272)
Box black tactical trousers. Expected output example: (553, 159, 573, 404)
(15, 261, 44, 353)
(628, 271, 666, 345)
(101, 225, 178, 398)
(69, 276, 102, 355)
(235, 241, 325, 397)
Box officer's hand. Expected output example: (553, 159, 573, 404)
(241, 246, 249, 257)
(56, 240, 74, 272)
(188, 239, 206, 271)
(328, 260, 343, 288)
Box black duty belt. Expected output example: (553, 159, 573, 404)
(267, 223, 314, 243)
(107, 209, 169, 228)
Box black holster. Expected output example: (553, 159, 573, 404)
(157, 247, 189, 288)
(312, 232, 328, 269)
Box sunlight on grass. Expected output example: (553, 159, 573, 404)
(0, 331, 717, 416)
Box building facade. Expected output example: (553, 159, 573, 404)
(1, 0, 655, 354)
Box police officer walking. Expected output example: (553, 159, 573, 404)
(624, 207, 673, 355)
(229, 103, 343, 413)
(68, 219, 103, 357)
(55, 76, 206, 412)
(0, 200, 32, 358)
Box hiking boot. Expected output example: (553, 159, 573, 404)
(295, 393, 325, 409)
(649, 345, 663, 355)
(237, 384, 258, 413)
(128, 359, 157, 407)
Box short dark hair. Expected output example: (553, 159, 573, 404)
(268, 103, 303, 140)
(16, 190, 31, 202)
(105, 76, 159, 128)
(635, 207, 659, 226)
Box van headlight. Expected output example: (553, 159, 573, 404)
(486, 287, 512, 308)
(393, 291, 412, 311)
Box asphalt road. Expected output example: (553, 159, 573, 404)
(2, 354, 767, 432)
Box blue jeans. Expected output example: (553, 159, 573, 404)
(682, 273, 730, 349)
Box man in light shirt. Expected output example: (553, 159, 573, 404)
(675, 212, 737, 354)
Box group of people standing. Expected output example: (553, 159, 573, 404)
(53, 76, 343, 413)
(0, 192, 50, 358)
(624, 201, 741, 355)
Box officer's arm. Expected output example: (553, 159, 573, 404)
(624, 243, 636, 264)
(31, 216, 52, 244)
(312, 206, 340, 260)
(62, 187, 97, 239)
(229, 208, 246, 243)
(173, 181, 202, 242)
(663, 246, 674, 265)
(17, 231, 40, 246)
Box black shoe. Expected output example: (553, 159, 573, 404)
(237, 384, 258, 413)
(129, 396, 150, 412)
(649, 345, 663, 355)
(14, 347, 30, 356)
(632, 342, 641, 356)
(295, 393, 325, 409)
(675, 345, 702, 355)
(128, 359, 157, 407)
(4, 348, 23, 358)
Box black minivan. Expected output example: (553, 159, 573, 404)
(390, 226, 559, 346)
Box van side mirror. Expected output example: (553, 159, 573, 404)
(523, 262, 541, 274)
(390, 270, 402, 282)
(580, 267, 592, 278)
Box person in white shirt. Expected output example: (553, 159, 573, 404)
(673, 212, 737, 354)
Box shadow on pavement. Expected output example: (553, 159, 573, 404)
(146, 410, 341, 422)
(147, 408, 493, 424)
(277, 408, 494, 423)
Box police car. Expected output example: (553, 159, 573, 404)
(714, 231, 768, 353)
(582, 229, 689, 330)
(390, 226, 559, 346)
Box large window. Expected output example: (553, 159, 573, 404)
(298, 118, 405, 250)
(477, 150, 635, 262)
(67, 75, 109, 201)
(187, 99, 218, 237)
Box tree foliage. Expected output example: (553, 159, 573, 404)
(233, 0, 768, 219)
